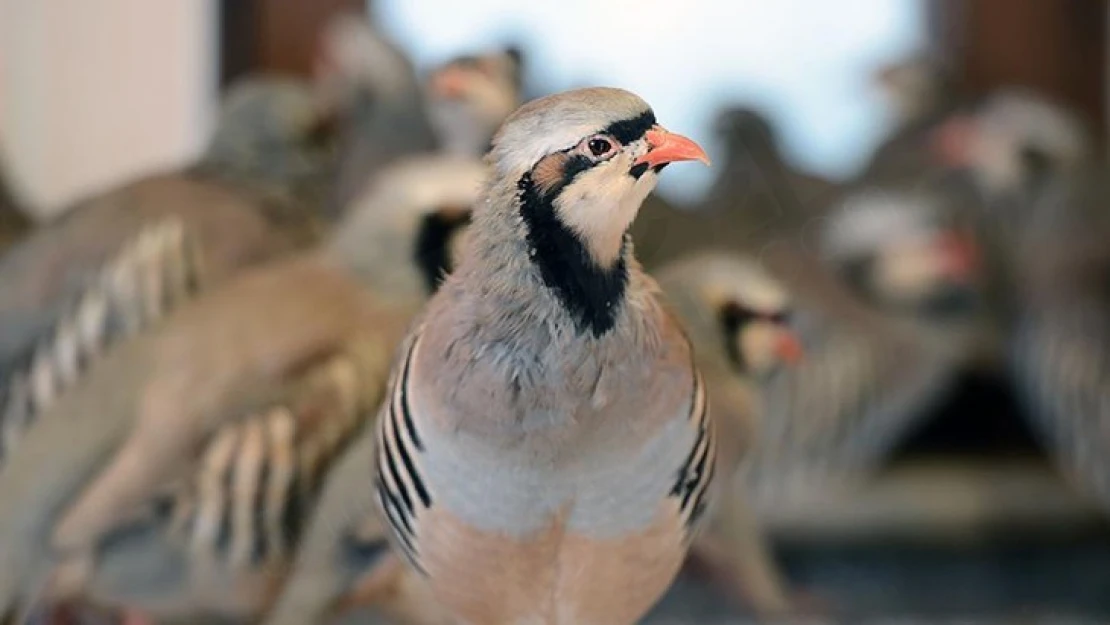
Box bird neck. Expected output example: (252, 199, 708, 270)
(516, 170, 631, 337)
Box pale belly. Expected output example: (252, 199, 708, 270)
(417, 502, 688, 625)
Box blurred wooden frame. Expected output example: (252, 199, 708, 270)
(929, 0, 1106, 144)
(219, 0, 368, 87)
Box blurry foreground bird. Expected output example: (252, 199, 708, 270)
(0, 153, 34, 254)
(0, 154, 486, 625)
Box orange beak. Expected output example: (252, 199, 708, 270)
(775, 331, 804, 365)
(635, 126, 711, 169)
(930, 114, 977, 167)
(429, 67, 470, 99)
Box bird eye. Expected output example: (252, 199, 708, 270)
(585, 135, 617, 159)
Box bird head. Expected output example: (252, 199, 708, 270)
(823, 191, 980, 320)
(202, 78, 340, 185)
(929, 89, 1090, 206)
(426, 46, 526, 157)
(659, 254, 801, 380)
(489, 87, 709, 268)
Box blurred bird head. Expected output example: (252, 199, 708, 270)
(872, 52, 955, 126)
(485, 87, 709, 268)
(329, 154, 485, 297)
(202, 78, 340, 186)
(823, 190, 980, 319)
(929, 89, 1091, 206)
(425, 46, 526, 157)
(313, 11, 420, 109)
(659, 254, 802, 381)
(712, 105, 782, 170)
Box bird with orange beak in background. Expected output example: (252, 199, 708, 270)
(263, 87, 713, 625)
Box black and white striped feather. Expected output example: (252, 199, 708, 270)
(0, 219, 203, 466)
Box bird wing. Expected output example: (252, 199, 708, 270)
(0, 174, 315, 374)
(0, 255, 406, 616)
(0, 218, 202, 466)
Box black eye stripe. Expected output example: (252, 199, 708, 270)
(603, 110, 656, 145)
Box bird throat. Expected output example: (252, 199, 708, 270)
(517, 171, 629, 337)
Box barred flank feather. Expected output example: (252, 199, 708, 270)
(163, 351, 376, 569)
(0, 219, 204, 464)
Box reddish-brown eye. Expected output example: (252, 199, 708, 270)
(586, 136, 615, 158)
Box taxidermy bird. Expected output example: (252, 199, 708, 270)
(0, 72, 357, 400)
(261, 87, 714, 625)
(930, 89, 1110, 513)
(425, 46, 527, 159)
(0, 154, 486, 625)
(320, 12, 439, 213)
(743, 182, 983, 513)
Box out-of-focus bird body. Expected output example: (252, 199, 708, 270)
(0, 152, 487, 624)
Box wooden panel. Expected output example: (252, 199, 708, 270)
(219, 0, 367, 86)
(931, 0, 1106, 137)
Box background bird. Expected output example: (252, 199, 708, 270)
(0, 73, 350, 401)
(931, 90, 1110, 515)
(0, 152, 486, 625)
(744, 181, 983, 515)
(424, 46, 527, 159)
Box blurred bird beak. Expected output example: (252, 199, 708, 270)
(936, 231, 979, 279)
(430, 67, 469, 99)
(635, 126, 711, 168)
(775, 331, 804, 365)
(930, 114, 976, 167)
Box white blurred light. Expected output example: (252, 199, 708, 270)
(374, 0, 924, 201)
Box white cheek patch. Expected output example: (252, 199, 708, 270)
(554, 158, 656, 266)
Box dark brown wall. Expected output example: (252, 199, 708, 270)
(220, 0, 367, 87)
(932, 0, 1105, 137)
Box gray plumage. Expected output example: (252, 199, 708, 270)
(0, 75, 348, 401)
(269, 87, 715, 625)
(0, 219, 201, 467)
(0, 154, 486, 624)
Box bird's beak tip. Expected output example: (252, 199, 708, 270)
(637, 126, 711, 169)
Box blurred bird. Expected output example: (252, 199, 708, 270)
(0, 154, 33, 253)
(744, 184, 983, 513)
(860, 52, 964, 184)
(425, 46, 527, 158)
(930, 90, 1110, 513)
(266, 87, 714, 625)
(655, 252, 801, 616)
(0, 154, 486, 625)
(320, 12, 440, 212)
(630, 105, 836, 269)
(0, 73, 354, 404)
